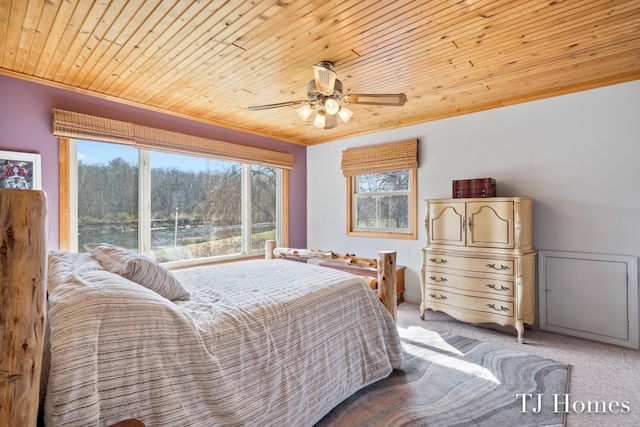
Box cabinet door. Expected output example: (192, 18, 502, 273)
(467, 201, 514, 249)
(428, 201, 466, 246)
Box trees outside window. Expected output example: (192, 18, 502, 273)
(341, 139, 418, 240)
(347, 169, 417, 240)
(72, 140, 281, 265)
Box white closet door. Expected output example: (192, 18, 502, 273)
(539, 250, 639, 349)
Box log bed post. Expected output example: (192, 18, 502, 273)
(264, 239, 276, 259)
(265, 240, 397, 321)
(0, 189, 47, 427)
(377, 251, 397, 322)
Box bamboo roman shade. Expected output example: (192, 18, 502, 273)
(341, 139, 418, 176)
(52, 109, 136, 145)
(52, 109, 294, 169)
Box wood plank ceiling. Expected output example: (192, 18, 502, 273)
(1, 0, 639, 146)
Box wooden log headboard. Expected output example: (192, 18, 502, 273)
(264, 240, 397, 321)
(0, 189, 47, 427)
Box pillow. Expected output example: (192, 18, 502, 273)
(47, 250, 105, 293)
(84, 243, 190, 301)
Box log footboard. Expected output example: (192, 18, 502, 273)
(265, 240, 397, 321)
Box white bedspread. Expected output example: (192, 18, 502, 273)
(45, 258, 403, 426)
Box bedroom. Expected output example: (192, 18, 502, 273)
(1, 67, 638, 322)
(1, 0, 640, 426)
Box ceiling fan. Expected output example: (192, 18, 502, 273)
(248, 61, 408, 129)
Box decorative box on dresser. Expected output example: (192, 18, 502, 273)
(420, 197, 536, 343)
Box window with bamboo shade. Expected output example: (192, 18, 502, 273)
(53, 109, 291, 262)
(341, 139, 418, 239)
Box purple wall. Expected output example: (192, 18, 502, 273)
(0, 74, 307, 249)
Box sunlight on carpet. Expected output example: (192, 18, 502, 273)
(316, 326, 570, 427)
(399, 326, 501, 385)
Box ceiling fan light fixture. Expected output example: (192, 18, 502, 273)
(324, 98, 340, 115)
(338, 106, 353, 123)
(324, 112, 339, 129)
(247, 62, 408, 131)
(313, 62, 337, 95)
(296, 103, 314, 121)
(313, 110, 326, 128)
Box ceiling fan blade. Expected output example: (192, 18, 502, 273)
(247, 100, 306, 111)
(313, 62, 337, 95)
(342, 93, 408, 106)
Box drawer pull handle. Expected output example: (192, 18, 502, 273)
(486, 263, 510, 271)
(429, 276, 448, 283)
(429, 293, 448, 301)
(429, 258, 448, 264)
(486, 284, 509, 291)
(486, 303, 509, 312)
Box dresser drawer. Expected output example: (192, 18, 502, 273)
(425, 288, 514, 318)
(425, 270, 514, 297)
(425, 253, 515, 276)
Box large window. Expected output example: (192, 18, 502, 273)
(69, 139, 282, 266)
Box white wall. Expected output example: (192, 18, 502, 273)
(307, 80, 640, 305)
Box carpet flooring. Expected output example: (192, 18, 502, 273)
(316, 326, 570, 427)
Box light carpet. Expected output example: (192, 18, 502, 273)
(316, 326, 570, 427)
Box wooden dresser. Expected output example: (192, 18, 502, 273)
(420, 197, 536, 343)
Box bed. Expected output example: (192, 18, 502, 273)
(40, 245, 403, 426)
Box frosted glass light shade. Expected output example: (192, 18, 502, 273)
(324, 112, 338, 129)
(296, 103, 314, 121)
(313, 111, 326, 128)
(338, 106, 353, 123)
(324, 99, 340, 115)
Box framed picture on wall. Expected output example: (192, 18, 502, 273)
(0, 150, 42, 190)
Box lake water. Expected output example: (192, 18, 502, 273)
(78, 224, 239, 251)
(78, 223, 275, 252)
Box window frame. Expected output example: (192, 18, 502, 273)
(59, 138, 289, 266)
(346, 167, 418, 240)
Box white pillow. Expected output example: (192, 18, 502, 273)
(48, 250, 104, 293)
(84, 243, 190, 301)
